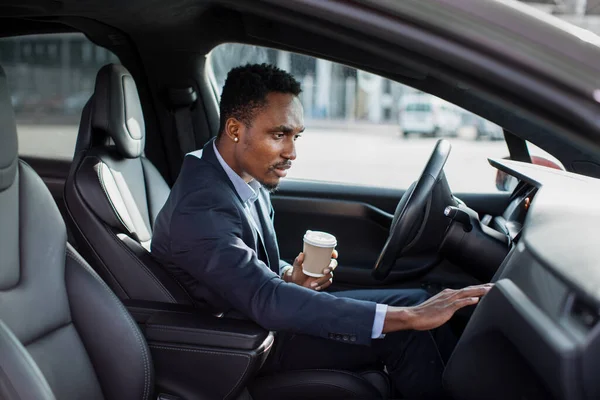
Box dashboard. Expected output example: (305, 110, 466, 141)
(443, 158, 600, 400)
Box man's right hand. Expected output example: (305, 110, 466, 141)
(284, 252, 337, 291)
(382, 284, 494, 333)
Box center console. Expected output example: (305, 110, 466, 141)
(124, 300, 274, 400)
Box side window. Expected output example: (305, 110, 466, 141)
(0, 33, 120, 160)
(207, 43, 507, 192)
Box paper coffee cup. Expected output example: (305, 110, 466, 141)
(302, 230, 337, 277)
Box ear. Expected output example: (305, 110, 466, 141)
(224, 117, 244, 143)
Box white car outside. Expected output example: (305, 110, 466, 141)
(399, 94, 462, 137)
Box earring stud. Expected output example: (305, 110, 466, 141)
(234, 137, 239, 142)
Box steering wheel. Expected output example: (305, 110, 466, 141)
(372, 139, 452, 280)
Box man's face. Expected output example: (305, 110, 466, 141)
(235, 92, 304, 191)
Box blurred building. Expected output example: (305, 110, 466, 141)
(0, 33, 119, 122)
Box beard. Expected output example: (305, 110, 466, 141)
(259, 161, 291, 193)
(260, 181, 279, 193)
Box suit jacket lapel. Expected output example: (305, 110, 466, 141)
(201, 138, 275, 270)
(255, 192, 280, 274)
(242, 204, 270, 267)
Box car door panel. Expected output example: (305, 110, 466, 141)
(272, 196, 391, 269)
(273, 179, 511, 289)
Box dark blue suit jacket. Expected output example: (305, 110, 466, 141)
(151, 139, 377, 345)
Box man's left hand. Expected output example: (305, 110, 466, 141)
(284, 250, 338, 291)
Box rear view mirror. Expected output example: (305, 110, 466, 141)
(495, 156, 564, 192)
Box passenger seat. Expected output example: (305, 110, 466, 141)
(64, 64, 193, 304)
(0, 64, 154, 400)
(0, 320, 55, 400)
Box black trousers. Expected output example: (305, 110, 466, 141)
(261, 288, 456, 399)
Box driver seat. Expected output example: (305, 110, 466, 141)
(64, 64, 192, 304)
(61, 64, 391, 399)
(0, 64, 154, 400)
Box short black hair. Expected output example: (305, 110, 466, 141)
(218, 63, 302, 136)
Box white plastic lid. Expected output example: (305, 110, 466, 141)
(303, 230, 337, 248)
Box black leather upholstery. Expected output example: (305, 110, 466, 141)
(144, 311, 270, 350)
(64, 63, 193, 304)
(0, 319, 55, 400)
(249, 370, 391, 400)
(123, 299, 275, 399)
(0, 64, 154, 399)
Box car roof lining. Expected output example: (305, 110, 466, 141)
(1, 3, 600, 177)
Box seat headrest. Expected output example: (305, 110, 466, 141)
(0, 65, 18, 191)
(91, 64, 145, 158)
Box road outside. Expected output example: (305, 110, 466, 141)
(16, 121, 509, 193)
(290, 122, 508, 193)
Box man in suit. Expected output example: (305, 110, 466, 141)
(151, 63, 492, 398)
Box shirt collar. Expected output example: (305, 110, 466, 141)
(211, 140, 260, 204)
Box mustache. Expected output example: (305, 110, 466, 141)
(271, 161, 292, 169)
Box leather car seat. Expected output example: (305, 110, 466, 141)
(60, 64, 391, 399)
(0, 65, 154, 399)
(64, 63, 193, 304)
(0, 319, 55, 400)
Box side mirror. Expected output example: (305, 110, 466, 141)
(495, 155, 564, 192)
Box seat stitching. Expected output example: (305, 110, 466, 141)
(0, 366, 21, 400)
(149, 326, 254, 339)
(0, 323, 39, 400)
(67, 249, 151, 399)
(148, 345, 250, 399)
(229, 335, 275, 400)
(0, 346, 55, 399)
(136, 237, 195, 303)
(21, 322, 72, 348)
(103, 224, 177, 303)
(66, 249, 151, 400)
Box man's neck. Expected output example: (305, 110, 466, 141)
(215, 137, 253, 183)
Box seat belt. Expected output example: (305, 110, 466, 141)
(168, 86, 198, 156)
